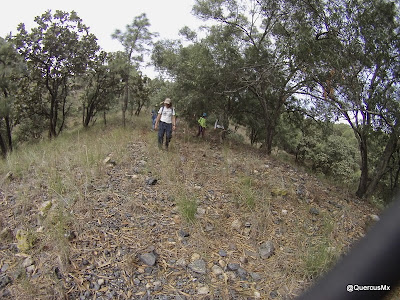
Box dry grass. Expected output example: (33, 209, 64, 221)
(1, 113, 398, 299)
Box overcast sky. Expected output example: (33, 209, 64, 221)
(1, 0, 206, 76)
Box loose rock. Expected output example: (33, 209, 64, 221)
(188, 259, 207, 274)
(218, 250, 227, 257)
(0, 274, 11, 289)
(139, 252, 156, 266)
(231, 219, 242, 230)
(197, 285, 210, 295)
(212, 265, 223, 276)
(259, 241, 275, 259)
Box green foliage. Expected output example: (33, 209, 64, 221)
(0, 0, 399, 202)
(112, 13, 156, 126)
(80, 51, 123, 127)
(129, 73, 151, 116)
(236, 176, 256, 210)
(16, 229, 37, 252)
(177, 196, 197, 223)
(112, 13, 156, 66)
(12, 10, 100, 138)
(0, 37, 26, 156)
(297, 127, 358, 184)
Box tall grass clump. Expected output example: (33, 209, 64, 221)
(177, 193, 198, 223)
(302, 215, 340, 279)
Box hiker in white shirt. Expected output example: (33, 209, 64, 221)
(154, 98, 176, 149)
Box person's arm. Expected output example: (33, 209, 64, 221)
(172, 115, 176, 131)
(154, 113, 161, 129)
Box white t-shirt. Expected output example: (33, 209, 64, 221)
(158, 106, 175, 124)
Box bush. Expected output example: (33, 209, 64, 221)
(296, 131, 358, 184)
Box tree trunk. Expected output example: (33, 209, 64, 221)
(122, 82, 129, 127)
(0, 120, 8, 157)
(263, 117, 275, 155)
(356, 136, 369, 198)
(5, 115, 12, 152)
(364, 130, 398, 198)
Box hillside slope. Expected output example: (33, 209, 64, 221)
(0, 119, 391, 299)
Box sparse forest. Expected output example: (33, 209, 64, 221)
(0, 0, 400, 299)
(1, 0, 399, 202)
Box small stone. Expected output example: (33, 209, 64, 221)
(179, 230, 190, 238)
(197, 285, 210, 295)
(26, 265, 35, 274)
(281, 209, 288, 215)
(309, 207, 320, 215)
(231, 219, 242, 230)
(250, 272, 262, 281)
(191, 253, 201, 261)
(176, 258, 187, 268)
(226, 271, 236, 280)
(227, 263, 239, 271)
(240, 256, 248, 264)
(54, 267, 62, 279)
(196, 207, 206, 215)
(259, 241, 275, 259)
(218, 250, 227, 257)
(1, 263, 9, 272)
(0, 274, 12, 289)
(296, 184, 306, 198)
(22, 257, 34, 268)
(254, 291, 261, 298)
(237, 267, 248, 280)
(211, 265, 223, 276)
(98, 278, 105, 286)
(188, 259, 207, 274)
(82, 259, 89, 266)
(140, 252, 156, 266)
(369, 214, 380, 222)
(153, 280, 162, 291)
(146, 178, 157, 185)
(270, 290, 278, 298)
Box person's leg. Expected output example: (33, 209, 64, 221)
(165, 123, 173, 149)
(158, 122, 165, 149)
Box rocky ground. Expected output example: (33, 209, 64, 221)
(0, 124, 394, 299)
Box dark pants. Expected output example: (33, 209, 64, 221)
(158, 121, 172, 148)
(196, 126, 205, 137)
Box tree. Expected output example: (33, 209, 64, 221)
(13, 10, 99, 138)
(81, 51, 123, 127)
(302, 0, 400, 198)
(129, 73, 151, 116)
(193, 0, 311, 154)
(112, 13, 156, 127)
(153, 26, 244, 129)
(0, 37, 25, 156)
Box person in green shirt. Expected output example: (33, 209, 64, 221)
(196, 113, 207, 138)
